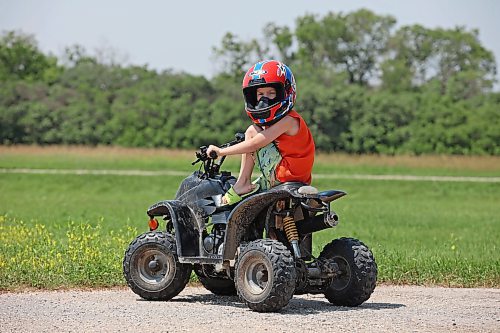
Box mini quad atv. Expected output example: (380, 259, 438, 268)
(123, 133, 377, 312)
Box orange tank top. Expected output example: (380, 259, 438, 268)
(274, 110, 315, 184)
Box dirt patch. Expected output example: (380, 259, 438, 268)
(0, 145, 193, 159)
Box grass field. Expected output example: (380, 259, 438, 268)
(0, 146, 499, 290)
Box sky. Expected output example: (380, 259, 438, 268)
(1, 0, 499, 84)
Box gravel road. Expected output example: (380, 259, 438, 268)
(1, 285, 498, 332)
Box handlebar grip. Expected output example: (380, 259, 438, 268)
(209, 150, 218, 159)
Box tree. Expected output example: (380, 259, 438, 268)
(295, 10, 396, 85)
(212, 32, 260, 77)
(263, 23, 294, 64)
(0, 30, 59, 82)
(1, 13, 499, 156)
(383, 24, 434, 89)
(432, 27, 497, 96)
(384, 25, 497, 96)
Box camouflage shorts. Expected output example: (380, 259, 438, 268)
(254, 141, 282, 190)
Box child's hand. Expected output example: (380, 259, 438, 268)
(206, 145, 222, 158)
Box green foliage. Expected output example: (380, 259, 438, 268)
(0, 31, 61, 82)
(0, 217, 138, 289)
(0, 8, 499, 155)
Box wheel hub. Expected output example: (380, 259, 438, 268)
(136, 250, 174, 285)
(148, 259, 160, 271)
(255, 269, 268, 287)
(330, 256, 351, 291)
(246, 262, 269, 293)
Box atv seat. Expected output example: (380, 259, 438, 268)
(297, 185, 319, 195)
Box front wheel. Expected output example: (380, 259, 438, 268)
(123, 232, 192, 301)
(235, 239, 296, 312)
(320, 237, 377, 306)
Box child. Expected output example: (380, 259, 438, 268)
(207, 60, 315, 205)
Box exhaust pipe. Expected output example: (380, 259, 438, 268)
(296, 211, 339, 234)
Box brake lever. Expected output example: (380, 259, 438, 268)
(193, 146, 208, 165)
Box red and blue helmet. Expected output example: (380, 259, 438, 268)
(242, 60, 296, 126)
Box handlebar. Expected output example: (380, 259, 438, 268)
(220, 132, 245, 149)
(209, 150, 218, 159)
(191, 132, 245, 177)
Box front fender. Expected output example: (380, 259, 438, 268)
(147, 200, 202, 257)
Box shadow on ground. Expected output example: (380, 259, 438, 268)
(140, 293, 405, 314)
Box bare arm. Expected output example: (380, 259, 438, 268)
(207, 116, 297, 157)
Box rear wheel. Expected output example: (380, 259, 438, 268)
(197, 276, 237, 296)
(236, 239, 296, 312)
(319, 237, 377, 306)
(123, 232, 192, 301)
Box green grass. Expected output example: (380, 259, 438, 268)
(0, 147, 499, 290)
(311, 178, 499, 287)
(0, 147, 194, 172)
(1, 146, 500, 176)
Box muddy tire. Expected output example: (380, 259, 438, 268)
(236, 239, 296, 312)
(320, 237, 377, 306)
(123, 232, 192, 301)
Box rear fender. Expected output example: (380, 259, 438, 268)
(147, 200, 202, 257)
(319, 190, 347, 203)
(222, 183, 303, 261)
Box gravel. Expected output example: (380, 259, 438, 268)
(1, 285, 499, 332)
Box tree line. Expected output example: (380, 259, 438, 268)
(1, 9, 499, 154)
